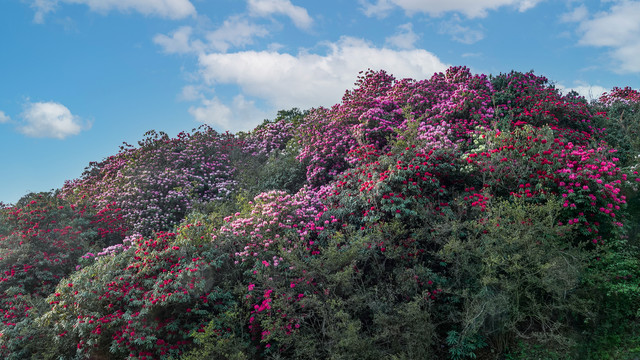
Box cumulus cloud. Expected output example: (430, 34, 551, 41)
(189, 97, 232, 129)
(31, 0, 196, 22)
(189, 95, 268, 132)
(155, 4, 447, 131)
(574, 1, 640, 73)
(206, 16, 269, 52)
(0, 111, 10, 123)
(154, 17, 269, 54)
(179, 85, 204, 101)
(196, 36, 449, 111)
(385, 23, 419, 49)
(247, 0, 313, 29)
(360, 0, 543, 18)
(153, 26, 203, 54)
(19, 101, 89, 139)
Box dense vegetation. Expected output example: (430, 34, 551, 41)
(1, 67, 639, 359)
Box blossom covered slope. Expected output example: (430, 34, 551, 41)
(0, 66, 639, 359)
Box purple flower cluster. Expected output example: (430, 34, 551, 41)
(242, 119, 295, 157)
(62, 127, 238, 235)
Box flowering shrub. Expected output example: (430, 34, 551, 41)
(0, 192, 125, 357)
(598, 86, 640, 106)
(461, 124, 628, 243)
(1, 67, 639, 359)
(0, 192, 119, 303)
(296, 66, 494, 187)
(36, 230, 237, 360)
(490, 71, 603, 145)
(241, 110, 302, 157)
(62, 127, 237, 235)
(234, 109, 308, 196)
(590, 87, 640, 168)
(287, 68, 638, 358)
(183, 185, 444, 359)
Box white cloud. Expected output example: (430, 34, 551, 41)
(154, 18, 269, 54)
(189, 97, 232, 129)
(439, 16, 484, 44)
(179, 85, 204, 101)
(560, 5, 588, 23)
(31, 0, 196, 22)
(0, 111, 10, 123)
(385, 23, 419, 49)
(574, 1, 640, 73)
(514, 0, 540, 12)
(247, 0, 313, 29)
(153, 26, 203, 54)
(19, 101, 89, 139)
(155, 7, 448, 132)
(359, 0, 395, 18)
(189, 95, 268, 132)
(360, 0, 543, 18)
(196, 36, 448, 112)
(31, 0, 57, 23)
(206, 16, 269, 52)
(267, 42, 285, 52)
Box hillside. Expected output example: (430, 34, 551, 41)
(1, 66, 639, 359)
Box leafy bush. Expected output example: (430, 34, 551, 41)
(1, 68, 639, 359)
(0, 191, 124, 357)
(36, 230, 239, 359)
(440, 198, 590, 355)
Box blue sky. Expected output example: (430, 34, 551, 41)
(1, 0, 639, 204)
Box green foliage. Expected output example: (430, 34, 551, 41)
(439, 197, 592, 356)
(591, 100, 640, 167)
(232, 109, 308, 198)
(577, 233, 640, 359)
(503, 340, 575, 360)
(259, 222, 439, 359)
(255, 141, 308, 195)
(236, 139, 307, 197)
(446, 330, 487, 360)
(181, 306, 254, 360)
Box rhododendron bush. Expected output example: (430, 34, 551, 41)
(0, 66, 639, 359)
(235, 109, 308, 196)
(61, 127, 238, 236)
(0, 192, 126, 357)
(36, 231, 238, 360)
